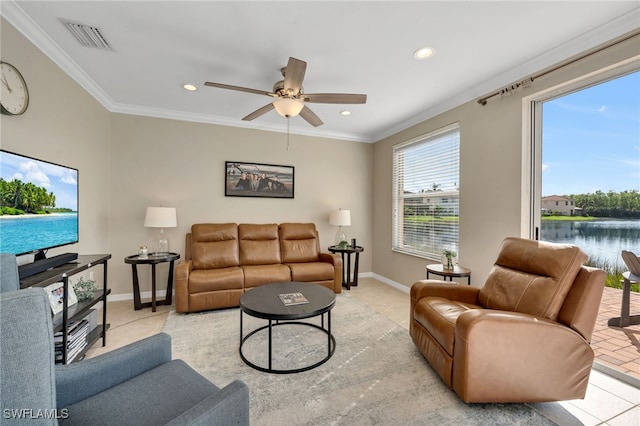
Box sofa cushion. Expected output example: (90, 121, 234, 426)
(243, 264, 291, 288)
(61, 360, 219, 426)
(479, 237, 587, 320)
(279, 223, 320, 263)
(287, 262, 334, 282)
(189, 267, 244, 293)
(239, 224, 282, 265)
(191, 223, 239, 269)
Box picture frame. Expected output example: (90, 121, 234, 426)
(225, 161, 294, 199)
(44, 281, 78, 315)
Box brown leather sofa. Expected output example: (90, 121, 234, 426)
(175, 223, 342, 313)
(410, 237, 605, 403)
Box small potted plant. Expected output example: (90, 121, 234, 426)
(74, 277, 98, 302)
(442, 249, 457, 270)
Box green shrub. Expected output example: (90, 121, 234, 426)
(586, 255, 639, 292)
(0, 207, 25, 215)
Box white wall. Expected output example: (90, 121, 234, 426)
(371, 32, 640, 289)
(108, 114, 373, 296)
(0, 18, 112, 260)
(1, 19, 373, 297)
(4, 15, 637, 299)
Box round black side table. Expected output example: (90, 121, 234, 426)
(124, 252, 180, 311)
(328, 245, 364, 290)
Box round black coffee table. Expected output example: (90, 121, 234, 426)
(239, 282, 336, 374)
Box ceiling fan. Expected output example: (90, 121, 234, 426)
(204, 57, 366, 127)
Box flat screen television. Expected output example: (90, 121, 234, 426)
(0, 150, 79, 262)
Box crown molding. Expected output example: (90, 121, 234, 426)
(3, 1, 637, 145)
(110, 103, 373, 143)
(2, 0, 117, 109)
(372, 7, 640, 142)
(1, 1, 372, 143)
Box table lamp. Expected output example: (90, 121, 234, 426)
(144, 207, 177, 254)
(329, 209, 351, 247)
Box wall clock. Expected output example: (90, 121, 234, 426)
(1, 61, 29, 115)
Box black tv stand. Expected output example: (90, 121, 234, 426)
(18, 252, 79, 280)
(19, 254, 111, 364)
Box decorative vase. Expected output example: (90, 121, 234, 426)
(442, 252, 456, 270)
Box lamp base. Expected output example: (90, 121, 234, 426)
(335, 227, 348, 247)
(156, 228, 170, 254)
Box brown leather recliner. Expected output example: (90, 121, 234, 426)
(410, 237, 605, 403)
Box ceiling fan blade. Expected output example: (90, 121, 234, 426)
(204, 81, 273, 97)
(242, 103, 275, 121)
(299, 105, 323, 127)
(283, 57, 307, 94)
(302, 93, 367, 104)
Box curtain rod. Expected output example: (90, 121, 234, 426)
(477, 30, 640, 106)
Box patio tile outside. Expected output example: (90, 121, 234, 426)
(592, 286, 640, 380)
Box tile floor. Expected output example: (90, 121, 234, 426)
(86, 278, 639, 425)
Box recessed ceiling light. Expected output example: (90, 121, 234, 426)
(183, 84, 197, 91)
(340, 110, 352, 116)
(413, 46, 436, 60)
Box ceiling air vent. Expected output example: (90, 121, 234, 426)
(59, 19, 114, 51)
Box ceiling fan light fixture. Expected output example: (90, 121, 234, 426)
(340, 110, 352, 116)
(182, 83, 197, 91)
(413, 46, 436, 60)
(273, 97, 304, 118)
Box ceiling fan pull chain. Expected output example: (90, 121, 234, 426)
(287, 117, 290, 151)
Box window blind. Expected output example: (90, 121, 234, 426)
(392, 123, 460, 260)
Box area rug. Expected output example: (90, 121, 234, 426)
(162, 292, 556, 425)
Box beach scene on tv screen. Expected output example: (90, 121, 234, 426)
(0, 151, 78, 255)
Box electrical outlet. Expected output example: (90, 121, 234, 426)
(89, 271, 94, 281)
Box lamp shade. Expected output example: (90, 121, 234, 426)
(329, 209, 351, 227)
(144, 207, 177, 228)
(273, 98, 304, 118)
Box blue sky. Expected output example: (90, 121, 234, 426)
(0, 151, 78, 211)
(542, 71, 640, 196)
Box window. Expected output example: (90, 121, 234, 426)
(392, 123, 460, 259)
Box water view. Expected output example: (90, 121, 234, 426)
(541, 218, 640, 266)
(0, 213, 78, 255)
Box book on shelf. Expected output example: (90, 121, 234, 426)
(56, 340, 86, 363)
(279, 292, 309, 306)
(54, 319, 89, 342)
(55, 320, 89, 364)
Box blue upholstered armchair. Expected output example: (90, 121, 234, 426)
(0, 254, 249, 426)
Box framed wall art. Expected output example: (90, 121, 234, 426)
(225, 161, 294, 199)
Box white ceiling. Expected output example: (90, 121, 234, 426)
(3, 1, 639, 142)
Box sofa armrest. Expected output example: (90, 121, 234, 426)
(56, 333, 172, 408)
(165, 380, 250, 426)
(410, 281, 480, 305)
(175, 259, 193, 313)
(319, 252, 342, 293)
(452, 309, 593, 402)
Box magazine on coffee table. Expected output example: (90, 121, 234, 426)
(279, 292, 309, 306)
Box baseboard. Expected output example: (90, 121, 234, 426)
(370, 273, 410, 294)
(107, 290, 172, 302)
